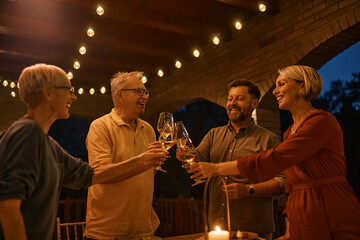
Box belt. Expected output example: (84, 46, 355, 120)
(292, 176, 347, 191)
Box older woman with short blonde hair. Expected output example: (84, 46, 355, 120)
(18, 63, 68, 108)
(190, 65, 360, 240)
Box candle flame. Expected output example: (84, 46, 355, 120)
(215, 226, 220, 232)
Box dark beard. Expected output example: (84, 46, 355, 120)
(227, 110, 245, 123)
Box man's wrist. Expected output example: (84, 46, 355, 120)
(248, 184, 255, 197)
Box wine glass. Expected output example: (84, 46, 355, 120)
(174, 121, 205, 186)
(156, 112, 175, 172)
(157, 112, 173, 134)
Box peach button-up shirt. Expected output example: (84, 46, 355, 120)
(85, 109, 159, 239)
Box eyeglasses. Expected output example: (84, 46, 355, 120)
(54, 85, 75, 94)
(121, 88, 149, 97)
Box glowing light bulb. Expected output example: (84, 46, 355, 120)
(235, 21, 242, 30)
(193, 49, 200, 57)
(259, 3, 266, 12)
(96, 5, 104, 15)
(213, 36, 220, 45)
(175, 60, 182, 69)
(2, 80, 8, 87)
(78, 88, 84, 95)
(157, 69, 164, 77)
(87, 28, 95, 37)
(141, 76, 147, 84)
(67, 72, 73, 80)
(10, 82, 16, 88)
(79, 46, 86, 55)
(100, 86, 106, 94)
(17, 82, 20, 88)
(11, 91, 16, 97)
(74, 61, 80, 70)
(89, 88, 95, 95)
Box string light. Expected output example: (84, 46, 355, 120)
(73, 61, 80, 69)
(67, 72, 73, 80)
(141, 76, 147, 84)
(78, 88, 84, 95)
(87, 28, 95, 37)
(10, 82, 16, 88)
(175, 60, 182, 69)
(259, 3, 266, 12)
(193, 49, 200, 58)
(89, 88, 95, 95)
(213, 36, 220, 45)
(79, 46, 86, 55)
(157, 69, 164, 77)
(96, 5, 104, 15)
(235, 21, 243, 30)
(11, 91, 16, 97)
(2, 80, 8, 87)
(100, 86, 106, 94)
(17, 82, 20, 88)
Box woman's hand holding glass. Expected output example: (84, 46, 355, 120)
(188, 161, 218, 182)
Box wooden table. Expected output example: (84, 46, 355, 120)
(163, 233, 203, 240)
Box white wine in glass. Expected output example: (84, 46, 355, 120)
(176, 152, 196, 168)
(161, 140, 176, 151)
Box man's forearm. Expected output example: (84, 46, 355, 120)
(0, 199, 27, 240)
(91, 156, 148, 185)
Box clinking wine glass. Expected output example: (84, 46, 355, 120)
(156, 112, 175, 172)
(174, 121, 205, 186)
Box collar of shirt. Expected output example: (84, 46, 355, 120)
(110, 108, 145, 131)
(227, 118, 256, 136)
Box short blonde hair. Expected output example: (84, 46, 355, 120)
(18, 63, 67, 108)
(278, 65, 323, 101)
(110, 71, 143, 104)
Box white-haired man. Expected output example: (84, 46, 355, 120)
(84, 72, 162, 239)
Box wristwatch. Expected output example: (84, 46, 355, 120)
(248, 184, 255, 197)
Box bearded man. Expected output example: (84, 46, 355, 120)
(194, 79, 285, 240)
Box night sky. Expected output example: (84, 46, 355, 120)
(318, 41, 360, 95)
